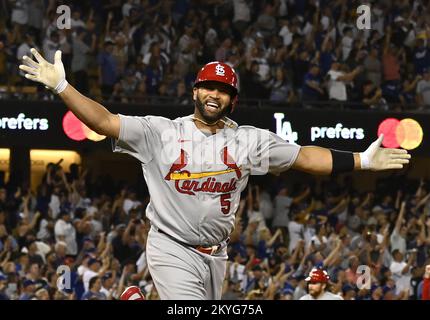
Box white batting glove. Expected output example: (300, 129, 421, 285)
(359, 134, 411, 171)
(19, 48, 68, 94)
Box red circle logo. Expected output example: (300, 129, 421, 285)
(377, 118, 423, 150)
(62, 111, 106, 142)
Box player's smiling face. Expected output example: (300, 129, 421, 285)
(193, 81, 234, 123)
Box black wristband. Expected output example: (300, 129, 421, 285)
(330, 149, 354, 174)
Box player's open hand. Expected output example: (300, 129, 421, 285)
(360, 134, 411, 171)
(19, 48, 67, 94)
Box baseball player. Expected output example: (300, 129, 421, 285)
(300, 268, 344, 300)
(19, 49, 410, 300)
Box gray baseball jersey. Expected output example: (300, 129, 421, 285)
(300, 292, 344, 300)
(113, 114, 300, 246)
(113, 114, 300, 299)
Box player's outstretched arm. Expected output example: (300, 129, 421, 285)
(292, 135, 411, 175)
(19, 48, 119, 139)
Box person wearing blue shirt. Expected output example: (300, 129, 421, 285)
(97, 41, 118, 99)
(413, 39, 430, 75)
(302, 64, 324, 104)
(81, 276, 107, 300)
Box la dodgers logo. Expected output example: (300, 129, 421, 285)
(215, 64, 225, 76)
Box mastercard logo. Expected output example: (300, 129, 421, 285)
(377, 118, 423, 150)
(62, 111, 106, 142)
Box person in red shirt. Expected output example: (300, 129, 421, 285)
(422, 265, 430, 300)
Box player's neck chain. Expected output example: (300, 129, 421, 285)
(191, 116, 234, 128)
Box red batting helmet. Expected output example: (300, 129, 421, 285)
(194, 61, 239, 111)
(305, 268, 330, 284)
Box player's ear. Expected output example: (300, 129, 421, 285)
(192, 87, 198, 101)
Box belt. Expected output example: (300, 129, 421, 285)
(158, 229, 223, 256)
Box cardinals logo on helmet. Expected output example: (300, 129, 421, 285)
(215, 64, 225, 76)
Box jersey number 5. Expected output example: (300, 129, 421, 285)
(220, 193, 231, 215)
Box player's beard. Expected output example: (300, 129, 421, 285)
(195, 96, 232, 124)
(308, 283, 325, 298)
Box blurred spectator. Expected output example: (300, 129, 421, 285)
(98, 41, 118, 99)
(416, 68, 430, 110)
(19, 279, 35, 300)
(382, 80, 403, 111)
(218, 19, 235, 43)
(222, 277, 243, 300)
(363, 47, 382, 87)
(341, 27, 354, 61)
(174, 81, 190, 105)
(71, 28, 96, 95)
(11, 0, 29, 30)
(241, 60, 269, 99)
(232, 0, 251, 36)
(255, 4, 276, 38)
(0, 224, 18, 253)
(390, 249, 415, 296)
(401, 74, 421, 108)
(382, 28, 403, 83)
(54, 211, 77, 256)
(302, 64, 324, 104)
(326, 62, 361, 102)
(70, 8, 86, 30)
(81, 276, 106, 300)
(413, 38, 430, 75)
(133, 81, 149, 104)
(215, 38, 232, 62)
(319, 32, 337, 75)
(0, 274, 10, 300)
(273, 185, 309, 241)
(177, 23, 198, 77)
(247, 185, 266, 232)
(34, 287, 50, 300)
(423, 265, 430, 300)
(270, 67, 295, 103)
(83, 257, 109, 292)
(390, 202, 407, 255)
(42, 31, 60, 64)
(279, 19, 293, 47)
(358, 80, 388, 110)
(300, 268, 343, 300)
(100, 272, 115, 299)
(203, 18, 218, 60)
(17, 33, 37, 78)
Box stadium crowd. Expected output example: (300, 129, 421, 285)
(0, 161, 430, 300)
(1, 0, 430, 110)
(1, 0, 430, 301)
